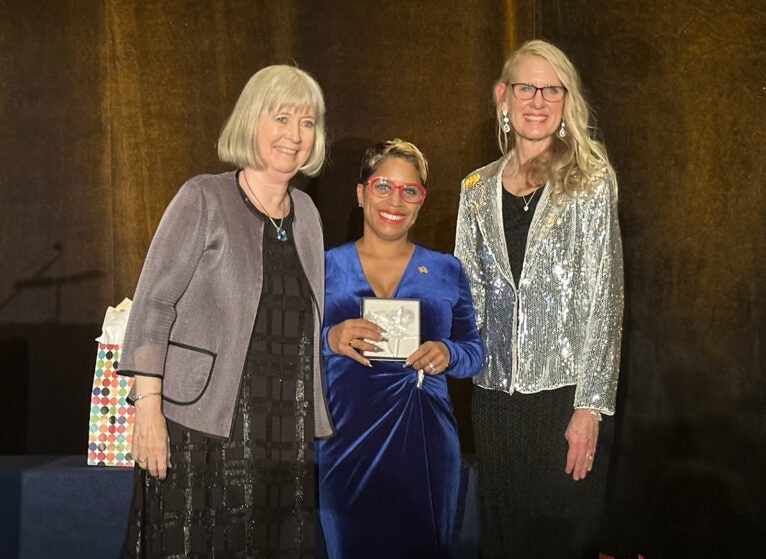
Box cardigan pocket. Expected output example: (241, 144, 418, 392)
(162, 341, 216, 404)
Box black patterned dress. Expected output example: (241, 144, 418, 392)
(121, 201, 316, 558)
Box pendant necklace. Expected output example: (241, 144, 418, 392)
(503, 157, 538, 212)
(521, 189, 537, 212)
(242, 172, 289, 242)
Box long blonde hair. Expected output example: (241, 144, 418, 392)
(495, 40, 615, 198)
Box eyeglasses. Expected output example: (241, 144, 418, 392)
(510, 83, 567, 102)
(365, 176, 427, 204)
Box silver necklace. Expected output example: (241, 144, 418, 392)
(242, 172, 288, 242)
(521, 189, 537, 212)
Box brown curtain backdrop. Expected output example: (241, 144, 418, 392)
(0, 0, 763, 555)
(0, 0, 309, 456)
(106, 1, 316, 297)
(295, 0, 507, 252)
(527, 0, 765, 555)
(0, 0, 505, 459)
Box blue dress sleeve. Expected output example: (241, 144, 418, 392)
(440, 261, 484, 379)
(321, 324, 333, 358)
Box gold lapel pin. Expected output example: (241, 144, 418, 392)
(464, 173, 480, 188)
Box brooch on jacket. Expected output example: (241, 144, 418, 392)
(463, 173, 480, 189)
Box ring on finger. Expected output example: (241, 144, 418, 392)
(586, 452, 594, 460)
(428, 362, 437, 373)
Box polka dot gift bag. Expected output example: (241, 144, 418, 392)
(87, 298, 134, 467)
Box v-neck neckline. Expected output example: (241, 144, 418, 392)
(353, 243, 418, 299)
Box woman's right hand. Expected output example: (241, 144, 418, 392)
(132, 398, 170, 479)
(327, 318, 383, 367)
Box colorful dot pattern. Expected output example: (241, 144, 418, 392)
(87, 343, 135, 467)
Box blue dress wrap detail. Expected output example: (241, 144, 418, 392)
(317, 242, 484, 558)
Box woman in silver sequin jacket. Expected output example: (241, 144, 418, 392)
(454, 40, 624, 558)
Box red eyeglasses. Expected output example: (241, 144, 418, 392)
(365, 176, 427, 204)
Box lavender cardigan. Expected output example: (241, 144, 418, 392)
(119, 171, 334, 439)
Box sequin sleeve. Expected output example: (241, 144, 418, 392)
(572, 173, 624, 413)
(454, 175, 486, 330)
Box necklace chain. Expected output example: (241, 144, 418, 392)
(501, 163, 541, 212)
(242, 172, 289, 241)
(521, 189, 537, 212)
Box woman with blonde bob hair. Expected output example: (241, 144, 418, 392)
(119, 64, 333, 557)
(455, 40, 624, 558)
(218, 64, 326, 176)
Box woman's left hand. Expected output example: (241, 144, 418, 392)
(564, 408, 600, 481)
(406, 341, 450, 375)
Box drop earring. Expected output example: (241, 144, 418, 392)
(558, 120, 567, 138)
(502, 110, 511, 133)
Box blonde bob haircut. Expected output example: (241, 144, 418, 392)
(495, 40, 615, 198)
(218, 65, 327, 177)
(358, 139, 429, 186)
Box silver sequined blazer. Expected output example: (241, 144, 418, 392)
(454, 154, 624, 414)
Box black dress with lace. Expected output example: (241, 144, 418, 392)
(121, 203, 316, 558)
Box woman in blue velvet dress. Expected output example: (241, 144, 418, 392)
(316, 139, 484, 558)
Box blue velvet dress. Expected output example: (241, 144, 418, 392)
(317, 242, 484, 558)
